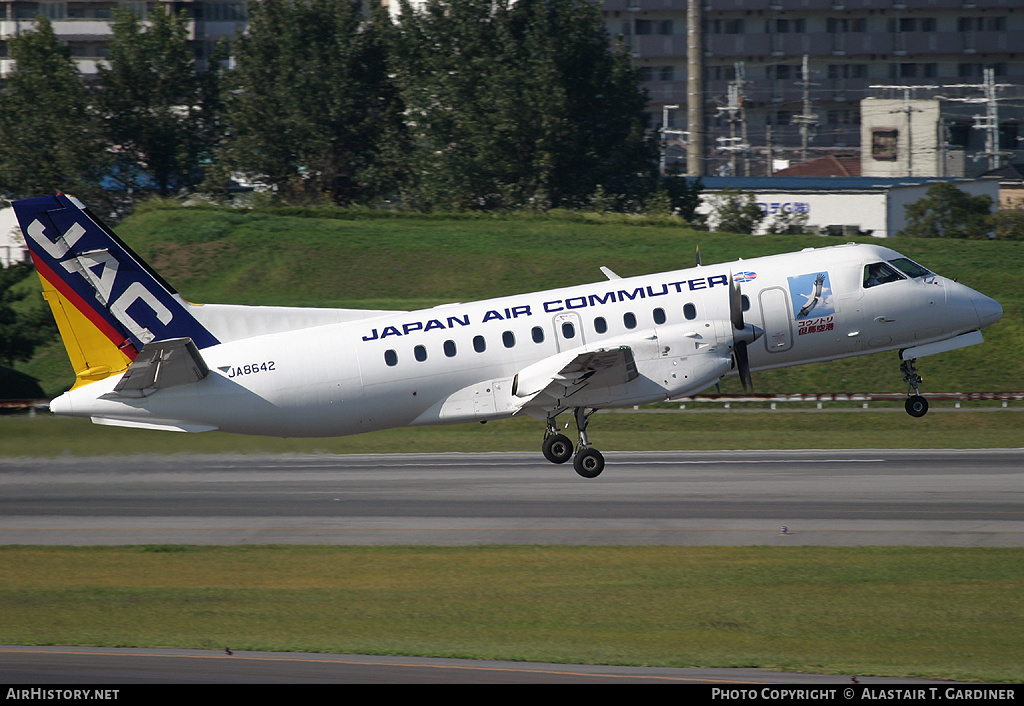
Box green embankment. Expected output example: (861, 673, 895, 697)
(3, 545, 1022, 682)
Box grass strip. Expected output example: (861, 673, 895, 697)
(2, 545, 1021, 682)
(1, 409, 1021, 457)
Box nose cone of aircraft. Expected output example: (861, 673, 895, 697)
(971, 290, 1003, 329)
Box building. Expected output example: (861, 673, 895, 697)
(860, 90, 1024, 179)
(603, 0, 1024, 176)
(0, 1, 245, 77)
(692, 176, 998, 237)
(0, 207, 28, 267)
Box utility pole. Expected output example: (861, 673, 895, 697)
(715, 62, 749, 176)
(977, 67, 1002, 171)
(792, 55, 819, 163)
(660, 104, 680, 175)
(890, 87, 922, 176)
(686, 0, 703, 176)
(738, 62, 750, 176)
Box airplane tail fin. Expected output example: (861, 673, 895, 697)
(13, 194, 220, 390)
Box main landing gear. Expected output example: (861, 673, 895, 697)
(542, 407, 605, 479)
(900, 355, 929, 418)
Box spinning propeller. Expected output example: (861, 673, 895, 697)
(728, 273, 763, 392)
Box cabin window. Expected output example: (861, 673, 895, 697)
(741, 295, 750, 312)
(384, 349, 398, 366)
(863, 262, 905, 288)
(414, 345, 427, 362)
(443, 340, 457, 357)
(624, 312, 637, 329)
(653, 307, 666, 325)
(561, 322, 576, 339)
(473, 335, 487, 352)
(683, 303, 697, 320)
(502, 331, 516, 348)
(531, 326, 545, 343)
(594, 316, 608, 334)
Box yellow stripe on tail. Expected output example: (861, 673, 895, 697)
(37, 271, 132, 390)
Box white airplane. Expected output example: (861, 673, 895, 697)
(15, 193, 1003, 478)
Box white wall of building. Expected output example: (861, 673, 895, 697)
(695, 179, 999, 238)
(0, 208, 28, 267)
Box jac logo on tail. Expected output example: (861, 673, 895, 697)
(27, 217, 173, 345)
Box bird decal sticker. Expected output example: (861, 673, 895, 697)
(797, 273, 826, 319)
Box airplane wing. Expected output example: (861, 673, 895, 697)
(513, 346, 638, 405)
(105, 337, 210, 399)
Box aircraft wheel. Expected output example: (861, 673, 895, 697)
(542, 434, 574, 464)
(573, 448, 605, 479)
(905, 395, 929, 418)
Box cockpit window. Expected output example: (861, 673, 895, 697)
(888, 257, 932, 279)
(863, 262, 906, 288)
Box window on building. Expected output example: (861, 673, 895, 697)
(999, 123, 1020, 152)
(896, 18, 916, 33)
(827, 17, 866, 33)
(40, 1, 67, 20)
(707, 18, 745, 34)
(871, 129, 899, 161)
(772, 18, 805, 33)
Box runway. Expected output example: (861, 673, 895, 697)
(0, 645, 947, 685)
(3, 448, 1022, 546)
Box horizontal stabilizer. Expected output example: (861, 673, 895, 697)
(107, 337, 209, 398)
(91, 416, 219, 433)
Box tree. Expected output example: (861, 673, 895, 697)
(0, 17, 107, 203)
(991, 199, 1024, 241)
(707, 188, 765, 234)
(0, 262, 56, 367)
(898, 182, 994, 239)
(96, 7, 224, 199)
(391, 0, 654, 211)
(214, 0, 404, 205)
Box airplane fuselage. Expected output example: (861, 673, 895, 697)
(50, 241, 1001, 438)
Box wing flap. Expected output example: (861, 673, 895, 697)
(513, 346, 638, 403)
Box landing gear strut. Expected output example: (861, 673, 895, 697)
(571, 407, 604, 478)
(900, 356, 929, 418)
(540, 408, 605, 478)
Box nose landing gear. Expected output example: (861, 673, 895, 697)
(900, 356, 929, 417)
